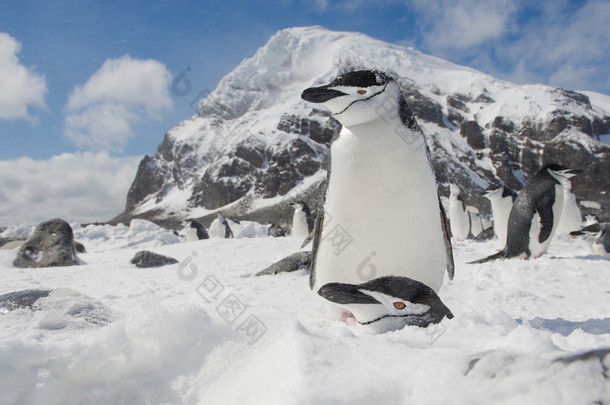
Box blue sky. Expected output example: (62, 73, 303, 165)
(0, 0, 609, 225)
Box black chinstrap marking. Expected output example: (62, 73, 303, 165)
(335, 82, 389, 116)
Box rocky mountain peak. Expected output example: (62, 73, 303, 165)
(112, 26, 610, 228)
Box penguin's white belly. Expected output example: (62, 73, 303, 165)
(492, 197, 513, 244)
(185, 227, 199, 242)
(449, 201, 470, 241)
(314, 128, 446, 296)
(292, 211, 310, 239)
(469, 212, 483, 237)
(557, 192, 582, 234)
(528, 185, 564, 257)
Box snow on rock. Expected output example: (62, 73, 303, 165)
(0, 226, 608, 404)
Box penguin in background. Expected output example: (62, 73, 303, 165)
(483, 184, 517, 245)
(466, 206, 487, 239)
(556, 179, 582, 235)
(470, 164, 580, 264)
(570, 223, 610, 255)
(209, 212, 235, 239)
(219, 213, 235, 238)
(184, 219, 210, 242)
(301, 69, 454, 328)
(585, 215, 599, 226)
(448, 184, 470, 241)
(290, 201, 314, 241)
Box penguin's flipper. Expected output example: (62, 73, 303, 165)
(468, 250, 507, 264)
(536, 194, 555, 243)
(439, 197, 455, 280)
(309, 211, 325, 290)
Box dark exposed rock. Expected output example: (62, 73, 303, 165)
(256, 251, 311, 276)
(130, 251, 178, 268)
(447, 95, 469, 112)
(492, 116, 515, 133)
(277, 113, 339, 145)
(475, 93, 495, 103)
(13, 219, 79, 268)
(267, 223, 286, 237)
(125, 156, 166, 212)
(460, 121, 486, 150)
(0, 289, 51, 312)
(401, 82, 445, 127)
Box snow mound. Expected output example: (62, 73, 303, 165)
(0, 224, 34, 240)
(73, 219, 180, 252)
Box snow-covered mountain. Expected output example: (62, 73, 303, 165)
(112, 26, 610, 227)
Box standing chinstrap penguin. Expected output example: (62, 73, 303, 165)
(290, 201, 314, 241)
(471, 164, 580, 263)
(448, 184, 470, 241)
(209, 213, 235, 239)
(301, 70, 454, 326)
(483, 184, 517, 245)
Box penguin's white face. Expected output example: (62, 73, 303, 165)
(301, 70, 401, 127)
(340, 289, 430, 326)
(483, 187, 503, 200)
(449, 184, 460, 197)
(546, 166, 580, 183)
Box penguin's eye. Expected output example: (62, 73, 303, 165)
(357, 89, 367, 95)
(393, 302, 406, 310)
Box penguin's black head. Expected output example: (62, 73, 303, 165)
(301, 70, 403, 127)
(544, 164, 581, 179)
(570, 223, 604, 238)
(482, 184, 503, 199)
(318, 276, 453, 333)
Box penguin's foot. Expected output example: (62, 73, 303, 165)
(341, 310, 357, 326)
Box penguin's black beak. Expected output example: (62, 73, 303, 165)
(318, 282, 379, 305)
(301, 85, 347, 103)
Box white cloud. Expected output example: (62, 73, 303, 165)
(0, 152, 142, 226)
(505, 0, 610, 92)
(65, 55, 173, 152)
(411, 0, 518, 50)
(0, 32, 46, 120)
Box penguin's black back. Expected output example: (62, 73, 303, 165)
(505, 168, 559, 257)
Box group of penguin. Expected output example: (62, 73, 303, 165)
(297, 69, 608, 334)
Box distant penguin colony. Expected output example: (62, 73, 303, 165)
(301, 70, 454, 331)
(290, 201, 314, 241)
(471, 164, 580, 263)
(556, 179, 582, 234)
(448, 184, 470, 241)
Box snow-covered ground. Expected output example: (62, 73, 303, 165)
(0, 223, 609, 404)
